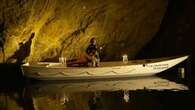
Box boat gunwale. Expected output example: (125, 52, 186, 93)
(22, 55, 189, 69)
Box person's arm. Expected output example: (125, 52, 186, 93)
(86, 45, 91, 54)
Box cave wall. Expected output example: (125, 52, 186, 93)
(136, 0, 195, 86)
(0, 0, 168, 63)
(137, 0, 195, 58)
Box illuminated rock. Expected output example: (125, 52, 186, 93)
(0, 0, 168, 63)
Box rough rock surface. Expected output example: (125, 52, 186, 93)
(0, 0, 168, 63)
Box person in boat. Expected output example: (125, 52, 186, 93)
(86, 37, 100, 66)
(67, 37, 100, 67)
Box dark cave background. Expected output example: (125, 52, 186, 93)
(136, 0, 195, 89)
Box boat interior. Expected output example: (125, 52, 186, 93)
(23, 55, 187, 68)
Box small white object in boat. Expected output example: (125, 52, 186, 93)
(122, 54, 128, 64)
(59, 57, 67, 66)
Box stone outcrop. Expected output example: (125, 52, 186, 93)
(0, 0, 168, 63)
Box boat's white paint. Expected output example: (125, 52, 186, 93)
(21, 55, 189, 80)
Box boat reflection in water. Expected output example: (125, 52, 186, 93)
(0, 76, 190, 110)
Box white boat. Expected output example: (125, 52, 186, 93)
(21, 55, 189, 80)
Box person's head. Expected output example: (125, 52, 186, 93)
(90, 37, 96, 45)
(19, 42, 23, 46)
(30, 32, 35, 39)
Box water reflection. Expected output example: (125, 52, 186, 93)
(0, 76, 191, 110)
(27, 76, 188, 93)
(0, 90, 34, 110)
(123, 90, 130, 103)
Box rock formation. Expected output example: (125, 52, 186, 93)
(0, 0, 168, 63)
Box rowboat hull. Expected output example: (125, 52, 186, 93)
(21, 55, 189, 80)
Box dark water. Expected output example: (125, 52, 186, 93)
(0, 64, 194, 110)
(0, 83, 193, 110)
(0, 78, 193, 110)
